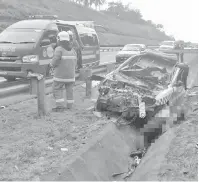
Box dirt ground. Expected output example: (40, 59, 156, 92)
(0, 84, 109, 180)
(158, 86, 198, 181)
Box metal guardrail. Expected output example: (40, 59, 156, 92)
(100, 45, 198, 53)
(0, 64, 111, 99)
(0, 46, 198, 99)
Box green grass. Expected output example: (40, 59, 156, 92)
(0, 0, 168, 45)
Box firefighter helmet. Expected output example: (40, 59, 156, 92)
(57, 31, 70, 41)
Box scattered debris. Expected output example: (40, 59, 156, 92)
(183, 171, 189, 175)
(93, 111, 102, 118)
(61, 148, 69, 152)
(81, 81, 100, 88)
(130, 148, 147, 158)
(0, 106, 6, 109)
(112, 148, 147, 179)
(188, 92, 198, 97)
(47, 146, 53, 150)
(86, 106, 94, 111)
(14, 165, 19, 171)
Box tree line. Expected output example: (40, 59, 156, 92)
(69, 0, 164, 29)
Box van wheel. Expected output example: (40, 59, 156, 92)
(4, 76, 16, 82)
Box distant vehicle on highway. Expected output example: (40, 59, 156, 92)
(116, 44, 146, 63)
(0, 15, 100, 81)
(159, 40, 185, 53)
(159, 41, 175, 52)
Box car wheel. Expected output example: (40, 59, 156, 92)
(4, 76, 16, 82)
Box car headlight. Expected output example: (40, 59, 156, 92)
(23, 55, 39, 63)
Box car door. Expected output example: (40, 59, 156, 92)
(80, 33, 99, 67)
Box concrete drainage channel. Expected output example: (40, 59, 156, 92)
(40, 116, 165, 181)
(41, 122, 139, 181)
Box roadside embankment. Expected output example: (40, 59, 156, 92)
(130, 87, 198, 181)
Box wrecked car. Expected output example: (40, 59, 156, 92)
(95, 50, 189, 124)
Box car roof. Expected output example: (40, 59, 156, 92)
(56, 20, 96, 34)
(7, 20, 54, 30)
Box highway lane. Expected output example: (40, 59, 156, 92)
(0, 51, 118, 83)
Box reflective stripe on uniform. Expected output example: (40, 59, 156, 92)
(54, 77, 75, 82)
(62, 55, 77, 59)
(53, 77, 75, 82)
(39, 59, 51, 65)
(56, 98, 65, 103)
(67, 100, 74, 103)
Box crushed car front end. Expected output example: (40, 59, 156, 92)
(96, 50, 180, 122)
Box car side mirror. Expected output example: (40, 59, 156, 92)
(40, 39, 51, 47)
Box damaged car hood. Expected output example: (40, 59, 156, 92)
(96, 50, 179, 114)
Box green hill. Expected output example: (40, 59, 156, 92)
(0, 0, 170, 45)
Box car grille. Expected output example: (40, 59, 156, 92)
(0, 67, 21, 71)
(0, 56, 20, 62)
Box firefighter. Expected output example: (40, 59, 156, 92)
(68, 30, 83, 69)
(175, 40, 184, 63)
(50, 31, 77, 112)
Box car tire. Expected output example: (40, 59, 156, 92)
(4, 76, 16, 82)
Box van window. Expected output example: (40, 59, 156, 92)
(80, 33, 98, 47)
(41, 30, 57, 44)
(58, 26, 71, 32)
(0, 29, 42, 44)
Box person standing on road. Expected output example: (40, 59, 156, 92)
(68, 30, 83, 69)
(50, 31, 77, 112)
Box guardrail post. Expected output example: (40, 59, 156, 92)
(30, 79, 37, 95)
(79, 68, 92, 98)
(37, 77, 46, 117)
(27, 72, 46, 117)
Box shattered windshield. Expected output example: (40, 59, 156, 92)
(118, 54, 176, 87)
(122, 45, 140, 51)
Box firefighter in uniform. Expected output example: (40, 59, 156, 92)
(50, 31, 77, 112)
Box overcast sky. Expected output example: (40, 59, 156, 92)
(103, 0, 198, 42)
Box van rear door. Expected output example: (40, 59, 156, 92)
(79, 32, 100, 67)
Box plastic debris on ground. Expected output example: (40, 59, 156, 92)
(93, 111, 102, 118)
(112, 148, 147, 179)
(61, 148, 69, 152)
(81, 81, 101, 88)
